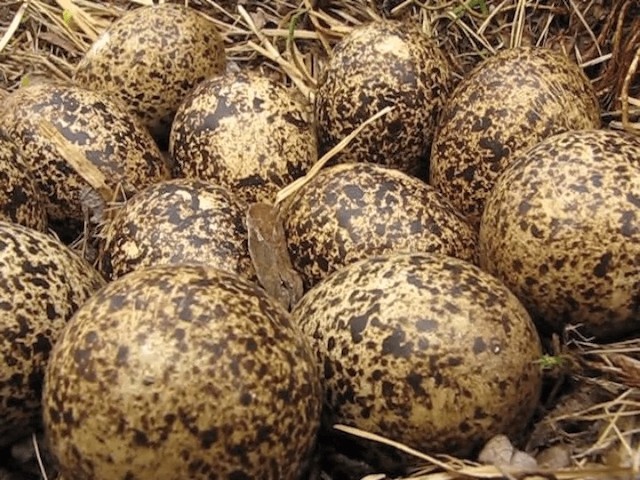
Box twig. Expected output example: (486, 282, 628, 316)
(333, 424, 637, 479)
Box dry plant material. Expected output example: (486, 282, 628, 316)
(0, 2, 28, 53)
(275, 105, 394, 204)
(621, 45, 640, 134)
(575, 337, 640, 393)
(332, 424, 638, 479)
(528, 382, 609, 451)
(38, 120, 113, 203)
(237, 5, 313, 99)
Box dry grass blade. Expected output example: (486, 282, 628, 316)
(302, 0, 335, 54)
(38, 120, 113, 202)
(31, 433, 49, 480)
(0, 1, 28, 53)
(275, 106, 394, 205)
(445, 8, 497, 55)
(509, 0, 526, 48)
(237, 5, 312, 98)
(333, 424, 461, 472)
(54, 0, 101, 41)
(566, 0, 603, 60)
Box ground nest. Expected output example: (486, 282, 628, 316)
(0, 1, 639, 480)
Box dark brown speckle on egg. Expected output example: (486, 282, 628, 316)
(479, 129, 640, 340)
(429, 46, 601, 230)
(292, 252, 543, 470)
(43, 264, 322, 480)
(0, 221, 105, 448)
(97, 178, 255, 281)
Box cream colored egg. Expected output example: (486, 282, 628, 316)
(292, 252, 543, 472)
(97, 179, 254, 281)
(0, 221, 105, 447)
(281, 162, 477, 289)
(0, 83, 170, 241)
(479, 129, 640, 340)
(315, 20, 453, 177)
(43, 265, 322, 480)
(0, 137, 47, 232)
(170, 69, 317, 205)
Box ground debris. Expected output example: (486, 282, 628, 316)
(478, 434, 538, 470)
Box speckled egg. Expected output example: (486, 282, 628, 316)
(43, 264, 322, 480)
(97, 178, 254, 281)
(170, 69, 317, 205)
(0, 136, 47, 232)
(315, 20, 453, 177)
(281, 162, 477, 289)
(291, 252, 543, 470)
(0, 82, 170, 239)
(429, 46, 600, 229)
(479, 129, 640, 341)
(73, 3, 226, 146)
(0, 221, 105, 448)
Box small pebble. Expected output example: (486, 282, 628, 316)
(536, 444, 572, 469)
(479, 434, 538, 469)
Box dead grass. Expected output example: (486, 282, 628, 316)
(1, 1, 639, 479)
